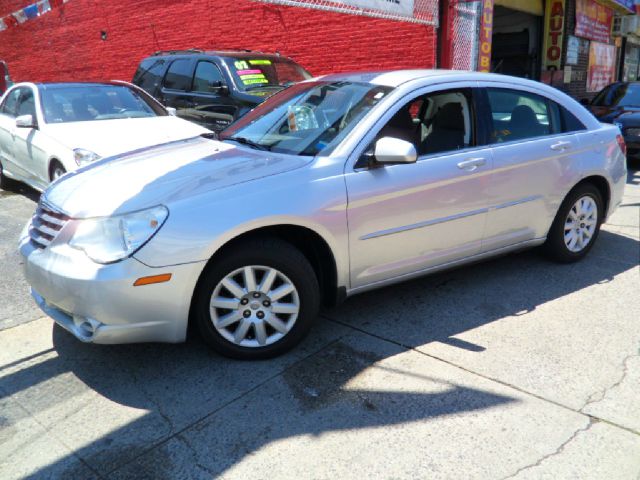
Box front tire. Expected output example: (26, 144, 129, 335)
(0, 161, 14, 189)
(544, 184, 603, 263)
(49, 161, 66, 182)
(194, 238, 320, 359)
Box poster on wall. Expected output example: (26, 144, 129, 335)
(575, 0, 614, 44)
(587, 41, 616, 92)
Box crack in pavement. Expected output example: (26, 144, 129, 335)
(500, 417, 596, 480)
(580, 352, 639, 413)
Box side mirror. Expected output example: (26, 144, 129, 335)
(373, 137, 417, 165)
(579, 98, 590, 106)
(16, 114, 37, 129)
(166, 107, 177, 116)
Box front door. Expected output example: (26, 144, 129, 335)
(188, 60, 237, 132)
(345, 86, 492, 289)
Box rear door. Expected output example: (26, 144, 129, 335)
(479, 85, 585, 251)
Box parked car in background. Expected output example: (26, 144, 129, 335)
(0, 81, 209, 191)
(132, 49, 312, 132)
(583, 81, 640, 159)
(20, 71, 626, 360)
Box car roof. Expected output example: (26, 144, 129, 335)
(315, 69, 550, 88)
(147, 50, 293, 60)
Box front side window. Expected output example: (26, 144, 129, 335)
(220, 81, 392, 156)
(223, 57, 311, 92)
(0, 88, 22, 117)
(487, 88, 552, 143)
(16, 88, 36, 117)
(163, 59, 192, 91)
(40, 85, 159, 123)
(192, 61, 224, 93)
(373, 89, 475, 156)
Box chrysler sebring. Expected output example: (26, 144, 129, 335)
(19, 70, 626, 359)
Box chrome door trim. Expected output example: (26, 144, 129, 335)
(359, 195, 542, 241)
(347, 237, 547, 296)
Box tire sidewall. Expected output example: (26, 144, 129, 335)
(195, 240, 320, 359)
(547, 185, 604, 262)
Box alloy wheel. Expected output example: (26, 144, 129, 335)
(209, 265, 300, 348)
(564, 195, 598, 253)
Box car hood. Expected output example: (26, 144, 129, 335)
(43, 116, 210, 157)
(43, 136, 311, 218)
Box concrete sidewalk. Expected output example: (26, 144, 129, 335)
(0, 169, 638, 479)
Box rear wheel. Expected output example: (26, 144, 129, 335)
(194, 238, 320, 359)
(544, 184, 603, 263)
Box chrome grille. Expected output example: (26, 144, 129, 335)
(29, 202, 69, 249)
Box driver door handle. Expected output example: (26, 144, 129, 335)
(457, 157, 486, 171)
(550, 140, 572, 151)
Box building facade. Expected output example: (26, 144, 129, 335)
(1, 0, 639, 97)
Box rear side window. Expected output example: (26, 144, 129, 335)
(192, 61, 224, 92)
(486, 88, 551, 143)
(133, 59, 166, 94)
(164, 59, 192, 91)
(560, 106, 587, 132)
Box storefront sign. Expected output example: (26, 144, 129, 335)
(541, 0, 565, 70)
(566, 35, 579, 64)
(575, 0, 614, 44)
(587, 41, 616, 92)
(477, 0, 494, 73)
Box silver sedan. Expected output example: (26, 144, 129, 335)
(19, 70, 627, 359)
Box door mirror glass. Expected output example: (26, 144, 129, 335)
(374, 137, 417, 165)
(16, 114, 36, 129)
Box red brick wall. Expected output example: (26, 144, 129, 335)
(0, 0, 437, 83)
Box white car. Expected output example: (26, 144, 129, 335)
(0, 81, 209, 191)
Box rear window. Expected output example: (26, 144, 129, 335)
(561, 106, 587, 132)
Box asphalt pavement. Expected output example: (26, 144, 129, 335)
(0, 167, 638, 479)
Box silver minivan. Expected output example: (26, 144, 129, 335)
(19, 71, 627, 359)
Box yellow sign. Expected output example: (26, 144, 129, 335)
(542, 0, 566, 71)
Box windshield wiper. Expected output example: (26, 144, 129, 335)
(223, 136, 270, 151)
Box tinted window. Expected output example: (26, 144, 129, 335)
(374, 89, 474, 156)
(16, 89, 36, 117)
(192, 61, 224, 93)
(561, 106, 587, 132)
(487, 88, 551, 142)
(0, 88, 21, 117)
(164, 59, 192, 91)
(592, 83, 640, 108)
(40, 85, 158, 123)
(133, 58, 166, 93)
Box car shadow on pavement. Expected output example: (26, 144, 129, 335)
(4, 227, 636, 478)
(0, 180, 40, 203)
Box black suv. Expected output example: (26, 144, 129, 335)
(132, 49, 312, 132)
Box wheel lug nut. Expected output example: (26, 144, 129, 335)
(263, 300, 271, 307)
(253, 292, 261, 298)
(257, 311, 265, 319)
(240, 298, 248, 305)
(243, 310, 251, 318)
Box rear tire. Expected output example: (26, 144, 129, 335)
(194, 238, 320, 359)
(544, 183, 603, 263)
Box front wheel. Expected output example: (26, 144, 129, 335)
(194, 238, 320, 359)
(544, 184, 603, 263)
(50, 161, 66, 182)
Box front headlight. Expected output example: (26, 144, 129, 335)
(73, 148, 101, 166)
(69, 206, 168, 264)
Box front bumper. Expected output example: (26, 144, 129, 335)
(19, 235, 206, 344)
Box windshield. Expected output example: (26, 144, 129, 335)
(40, 85, 160, 123)
(592, 83, 640, 108)
(220, 81, 393, 156)
(223, 57, 312, 92)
